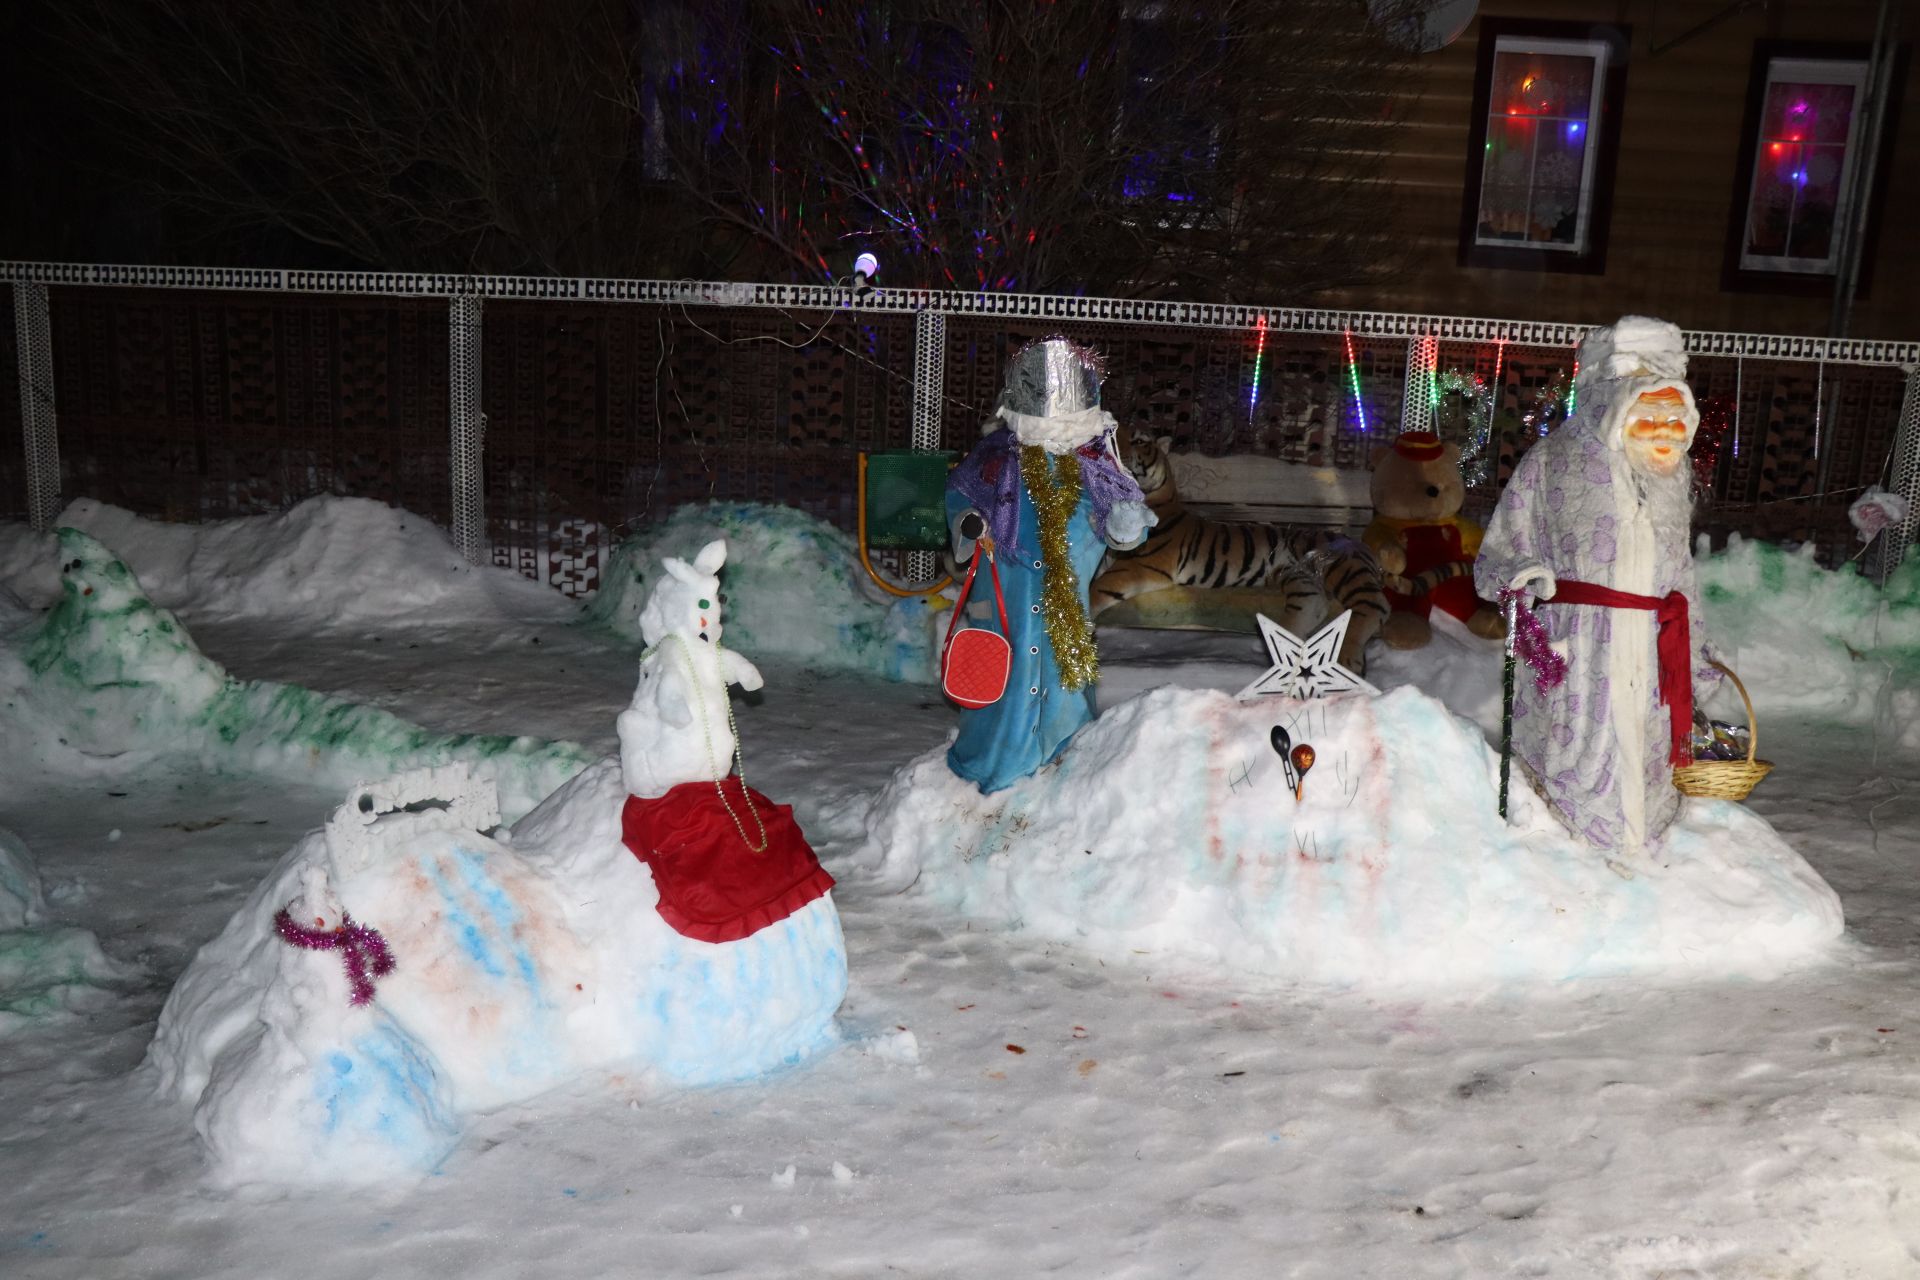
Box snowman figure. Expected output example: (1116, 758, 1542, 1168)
(618, 539, 766, 799)
(615, 537, 837, 947)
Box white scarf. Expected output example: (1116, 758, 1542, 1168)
(995, 405, 1117, 455)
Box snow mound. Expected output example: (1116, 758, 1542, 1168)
(588, 503, 936, 681)
(0, 828, 46, 930)
(1698, 535, 1920, 722)
(856, 685, 1843, 989)
(0, 927, 128, 1036)
(0, 829, 129, 1035)
(1, 528, 590, 818)
(148, 763, 847, 1187)
(0, 496, 571, 628)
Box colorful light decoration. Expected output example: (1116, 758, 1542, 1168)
(1248, 313, 1269, 425)
(1343, 328, 1369, 433)
(1690, 393, 1734, 496)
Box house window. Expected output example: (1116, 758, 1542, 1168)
(1720, 39, 1908, 294)
(1459, 19, 1630, 274)
(1739, 59, 1866, 273)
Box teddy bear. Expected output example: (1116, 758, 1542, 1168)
(1362, 431, 1504, 649)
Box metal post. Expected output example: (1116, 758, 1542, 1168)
(1401, 334, 1437, 436)
(909, 308, 948, 582)
(1878, 363, 1920, 583)
(448, 293, 485, 566)
(12, 282, 60, 532)
(1828, 0, 1898, 341)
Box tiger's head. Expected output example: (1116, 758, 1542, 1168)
(1117, 428, 1176, 500)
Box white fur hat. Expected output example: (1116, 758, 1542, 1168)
(1573, 315, 1688, 407)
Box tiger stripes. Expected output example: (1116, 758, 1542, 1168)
(1090, 432, 1389, 671)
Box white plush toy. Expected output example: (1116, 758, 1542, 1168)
(618, 539, 765, 799)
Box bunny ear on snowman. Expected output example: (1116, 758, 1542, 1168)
(663, 540, 727, 584)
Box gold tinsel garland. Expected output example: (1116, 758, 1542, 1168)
(1019, 444, 1100, 692)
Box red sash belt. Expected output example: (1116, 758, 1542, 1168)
(1542, 580, 1694, 766)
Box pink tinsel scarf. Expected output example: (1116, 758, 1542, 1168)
(273, 908, 396, 1006)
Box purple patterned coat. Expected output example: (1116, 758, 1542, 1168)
(1474, 395, 1720, 852)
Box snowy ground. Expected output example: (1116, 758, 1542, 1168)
(3, 504, 1920, 1277)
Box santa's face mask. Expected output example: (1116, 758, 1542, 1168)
(1621, 385, 1696, 479)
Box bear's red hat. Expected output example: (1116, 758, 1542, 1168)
(1393, 431, 1445, 462)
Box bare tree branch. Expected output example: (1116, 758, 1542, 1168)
(48, 0, 1417, 296)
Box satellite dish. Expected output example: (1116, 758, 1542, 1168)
(1370, 0, 1479, 53)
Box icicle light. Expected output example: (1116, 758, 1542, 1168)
(1343, 328, 1369, 433)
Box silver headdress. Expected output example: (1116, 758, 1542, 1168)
(998, 336, 1107, 419)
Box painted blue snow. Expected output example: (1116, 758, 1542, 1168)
(641, 901, 848, 1085)
(307, 1022, 458, 1167)
(451, 846, 542, 995)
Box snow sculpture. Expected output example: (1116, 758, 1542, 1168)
(150, 608, 848, 1187)
(1474, 316, 1722, 853)
(858, 684, 1843, 988)
(8, 527, 587, 818)
(587, 502, 937, 683)
(0, 827, 127, 1033)
(617, 537, 837, 945)
(944, 337, 1156, 793)
(618, 538, 765, 798)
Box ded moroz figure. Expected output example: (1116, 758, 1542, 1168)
(1474, 316, 1724, 853)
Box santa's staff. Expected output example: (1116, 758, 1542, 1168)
(1500, 591, 1517, 820)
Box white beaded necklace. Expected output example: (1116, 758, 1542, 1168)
(646, 632, 770, 854)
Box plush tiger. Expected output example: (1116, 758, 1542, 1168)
(1089, 431, 1389, 672)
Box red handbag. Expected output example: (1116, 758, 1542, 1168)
(941, 544, 1012, 709)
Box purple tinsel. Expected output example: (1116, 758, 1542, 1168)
(1500, 588, 1568, 694)
(947, 427, 1145, 559)
(273, 907, 396, 1007)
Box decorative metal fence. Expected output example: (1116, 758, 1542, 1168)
(5, 263, 1918, 597)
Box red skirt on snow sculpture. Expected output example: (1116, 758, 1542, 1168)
(621, 778, 835, 944)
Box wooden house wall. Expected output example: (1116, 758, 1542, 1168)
(1325, 0, 1920, 338)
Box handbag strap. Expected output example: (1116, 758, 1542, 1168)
(943, 538, 1010, 654)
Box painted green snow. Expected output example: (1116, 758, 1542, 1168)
(12, 529, 592, 818)
(586, 502, 936, 683)
(1698, 535, 1920, 675)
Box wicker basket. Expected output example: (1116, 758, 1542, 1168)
(1671, 660, 1773, 801)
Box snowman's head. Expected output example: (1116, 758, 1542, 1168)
(639, 538, 729, 649)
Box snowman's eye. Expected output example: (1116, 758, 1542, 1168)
(698, 598, 711, 610)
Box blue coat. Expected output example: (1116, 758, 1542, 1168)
(945, 480, 1107, 794)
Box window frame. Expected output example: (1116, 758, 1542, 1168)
(1457, 17, 1632, 275)
(1720, 39, 1907, 297)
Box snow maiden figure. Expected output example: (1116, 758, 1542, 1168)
(944, 337, 1156, 793)
(1475, 316, 1723, 853)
